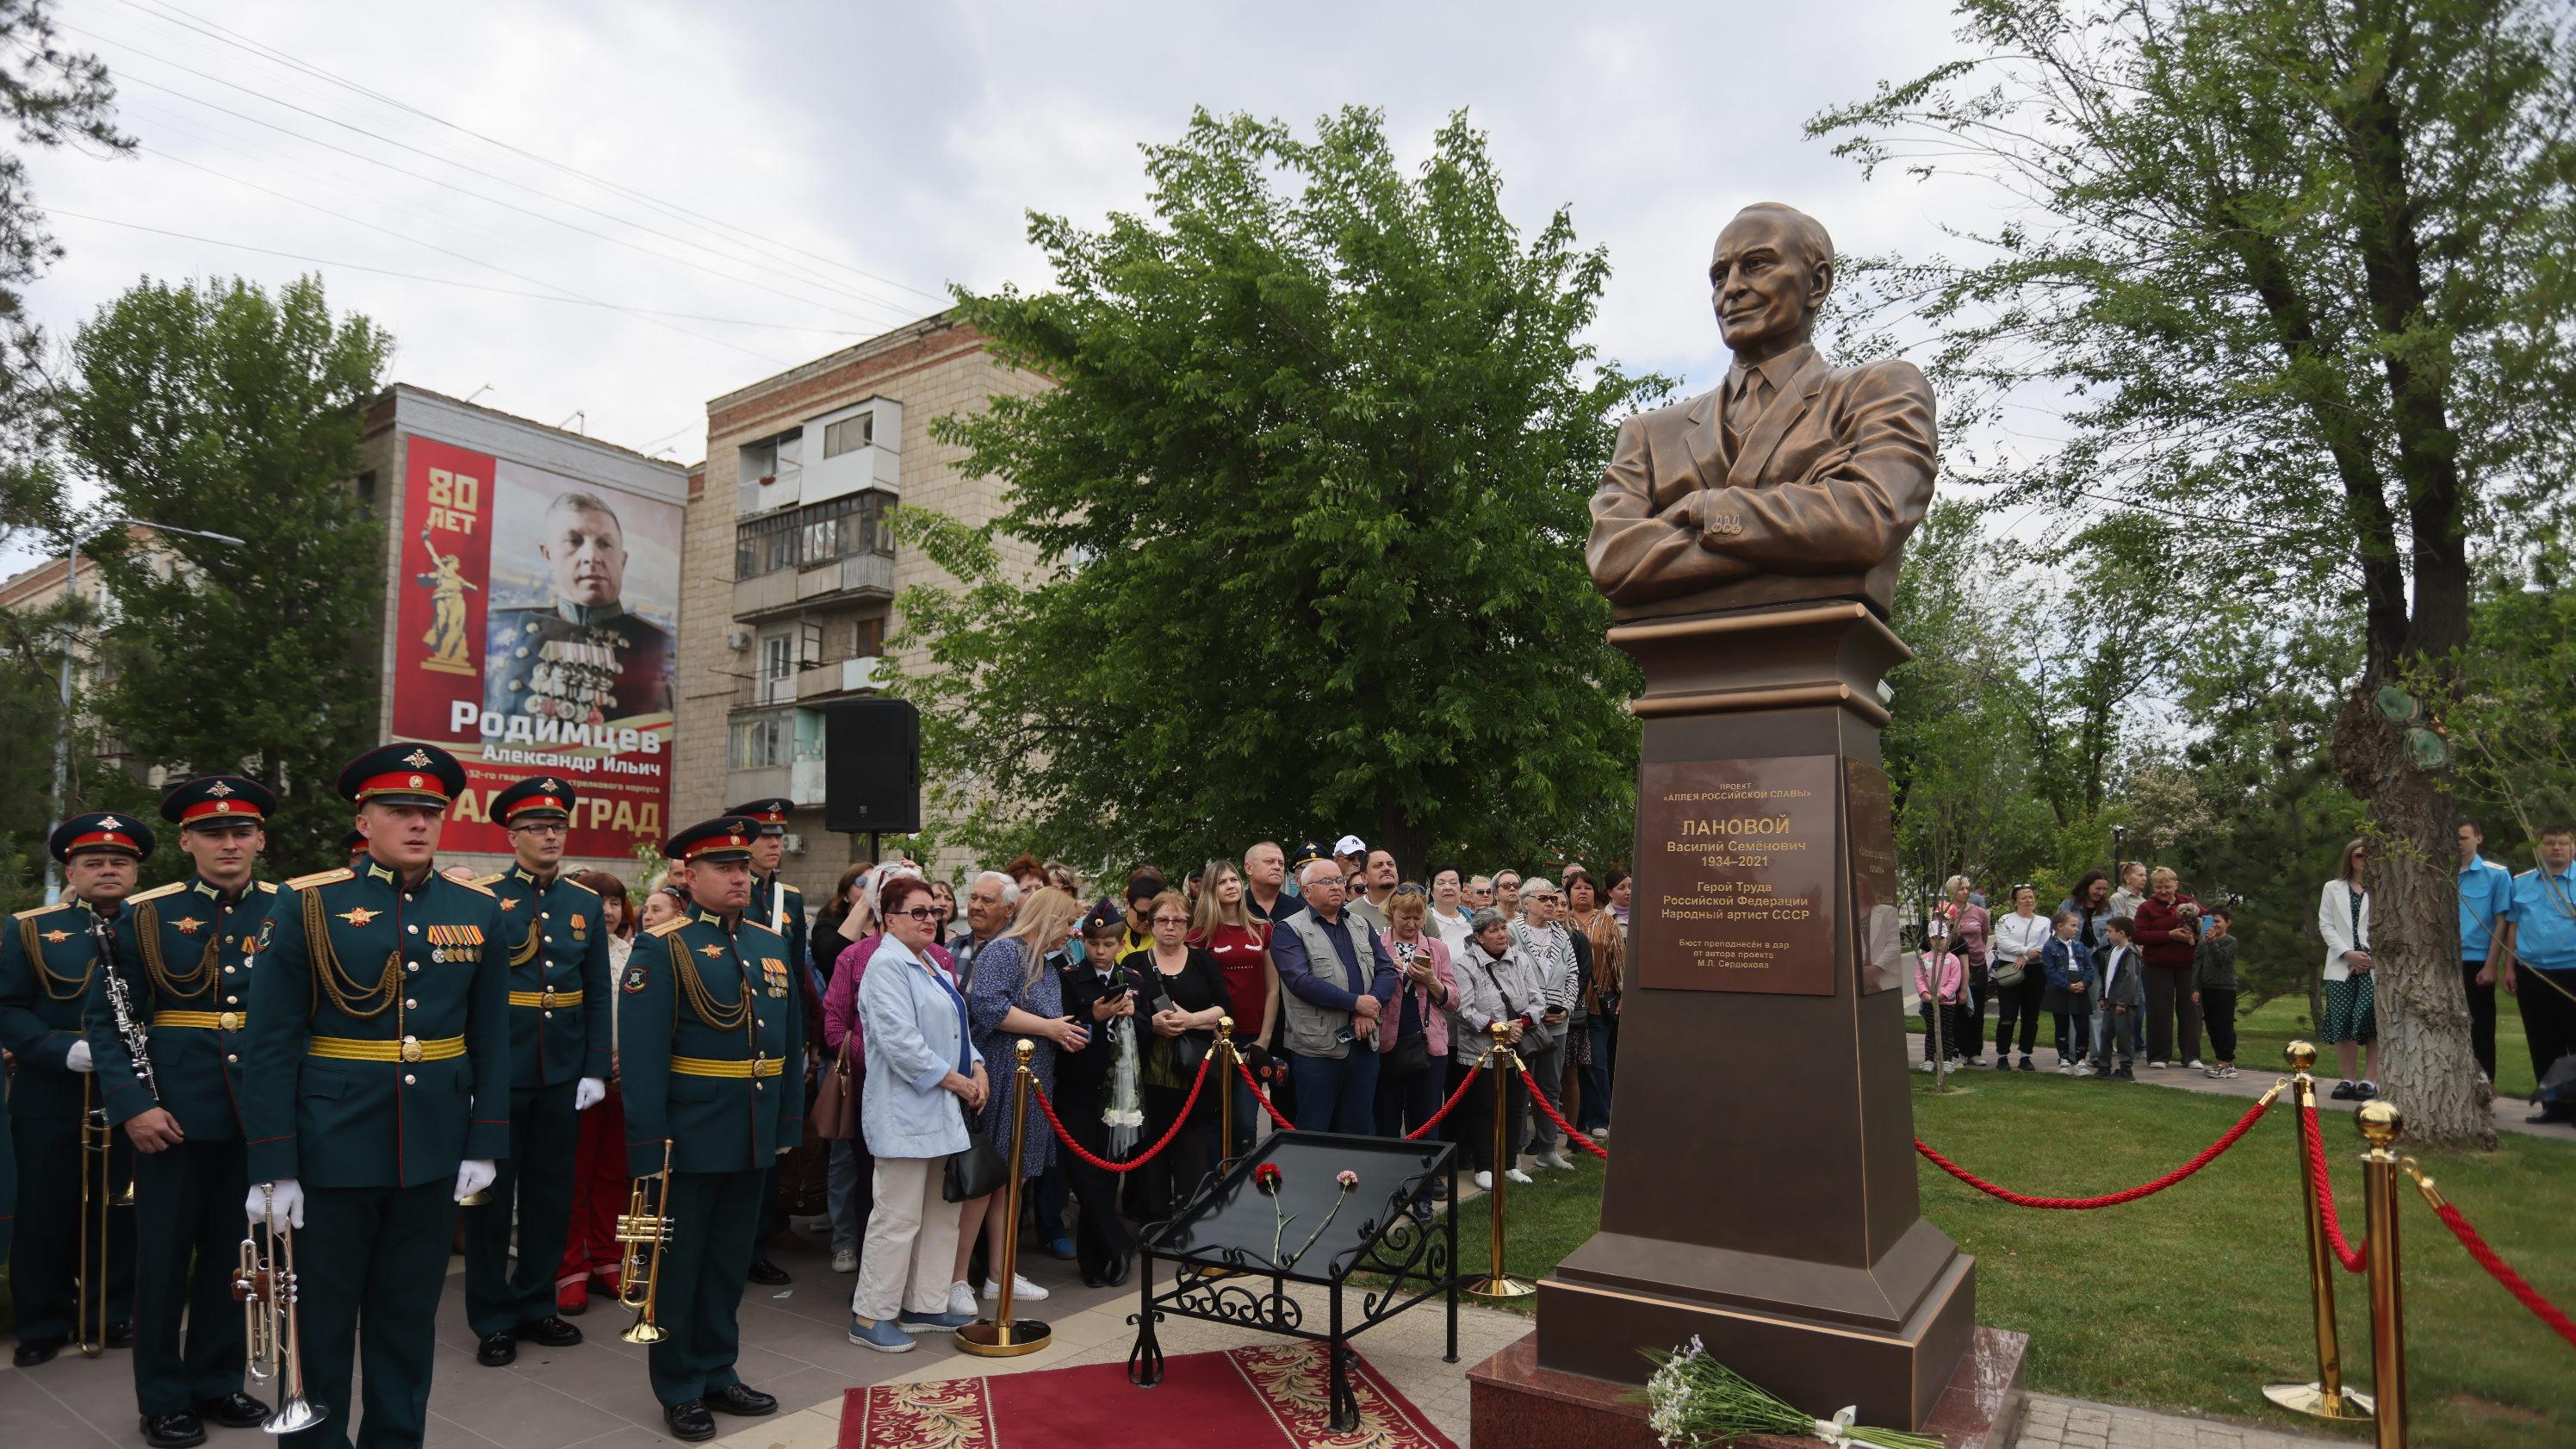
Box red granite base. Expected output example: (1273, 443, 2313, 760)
(1467, 1325, 2027, 1449)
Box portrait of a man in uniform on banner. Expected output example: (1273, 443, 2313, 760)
(481, 471, 679, 727)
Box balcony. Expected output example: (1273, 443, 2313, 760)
(722, 758, 831, 810)
(730, 655, 886, 712)
(734, 550, 896, 622)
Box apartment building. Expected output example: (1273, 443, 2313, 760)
(671, 313, 1046, 896)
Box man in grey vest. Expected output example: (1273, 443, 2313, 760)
(1269, 854, 1400, 1135)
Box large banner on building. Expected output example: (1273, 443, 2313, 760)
(391, 436, 680, 858)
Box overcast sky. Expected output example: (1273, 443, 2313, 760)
(8, 0, 2007, 575)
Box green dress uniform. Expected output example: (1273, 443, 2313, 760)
(618, 821, 803, 1429)
(0, 812, 147, 1363)
(240, 745, 512, 1449)
(462, 777, 613, 1351)
(729, 797, 806, 1268)
(84, 775, 282, 1439)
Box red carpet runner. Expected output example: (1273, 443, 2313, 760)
(840, 1341, 1458, 1449)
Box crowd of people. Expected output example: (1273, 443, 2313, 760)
(729, 837, 1629, 1353)
(1906, 818, 2576, 1124)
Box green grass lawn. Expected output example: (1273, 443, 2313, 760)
(1909, 990, 2539, 1098)
(1458, 1076, 2576, 1449)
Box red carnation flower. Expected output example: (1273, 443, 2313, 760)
(1252, 1162, 1284, 1197)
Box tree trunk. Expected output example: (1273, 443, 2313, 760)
(2333, 691, 2494, 1148)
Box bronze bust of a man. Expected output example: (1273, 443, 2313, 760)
(1586, 203, 1936, 619)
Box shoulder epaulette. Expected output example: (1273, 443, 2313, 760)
(557, 876, 602, 898)
(741, 917, 788, 944)
(9, 901, 71, 921)
(283, 868, 354, 891)
(447, 874, 496, 898)
(471, 873, 506, 888)
(129, 881, 188, 904)
(257, 880, 278, 894)
(645, 918, 686, 938)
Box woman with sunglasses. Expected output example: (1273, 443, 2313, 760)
(1987, 885, 2050, 1072)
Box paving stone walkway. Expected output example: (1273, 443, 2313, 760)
(2014, 1394, 2361, 1449)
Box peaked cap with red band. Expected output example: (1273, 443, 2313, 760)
(51, 810, 155, 863)
(667, 817, 758, 865)
(492, 774, 578, 826)
(336, 743, 468, 810)
(160, 774, 278, 831)
(723, 797, 791, 837)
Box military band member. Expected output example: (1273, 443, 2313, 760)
(618, 818, 802, 1442)
(239, 744, 512, 1449)
(1, 812, 145, 1366)
(86, 777, 282, 1446)
(724, 798, 805, 1286)
(462, 776, 611, 1366)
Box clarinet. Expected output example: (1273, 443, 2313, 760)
(90, 913, 158, 1102)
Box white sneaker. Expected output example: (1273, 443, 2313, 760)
(1504, 1168, 1534, 1185)
(983, 1272, 1049, 1302)
(947, 1280, 977, 1317)
(1916, 1060, 1936, 1073)
(832, 1248, 859, 1273)
(1474, 1170, 1494, 1191)
(2186, 1059, 2207, 1070)
(1588, 1127, 1610, 1141)
(1534, 1152, 1574, 1171)
(2056, 1061, 2074, 1075)
(2074, 1064, 2096, 1078)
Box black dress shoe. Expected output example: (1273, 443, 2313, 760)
(13, 1334, 64, 1366)
(140, 1413, 207, 1448)
(190, 1392, 271, 1428)
(515, 1315, 584, 1347)
(745, 1257, 791, 1286)
(107, 1320, 137, 1348)
(475, 1330, 518, 1366)
(1102, 1251, 1133, 1289)
(663, 1401, 715, 1441)
(705, 1383, 778, 1416)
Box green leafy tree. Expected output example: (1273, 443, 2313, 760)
(893, 108, 1660, 874)
(58, 275, 389, 875)
(1816, 0, 2576, 1143)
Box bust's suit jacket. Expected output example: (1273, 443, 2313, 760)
(1585, 344, 1937, 619)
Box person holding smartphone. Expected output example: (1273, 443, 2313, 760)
(1058, 903, 1143, 1284)
(1127, 892, 1231, 1217)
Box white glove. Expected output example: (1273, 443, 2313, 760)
(454, 1158, 497, 1203)
(246, 1178, 306, 1230)
(64, 1039, 93, 1073)
(574, 1077, 607, 1111)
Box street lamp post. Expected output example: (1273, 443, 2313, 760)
(43, 517, 245, 904)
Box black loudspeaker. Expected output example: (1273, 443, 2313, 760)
(822, 699, 921, 834)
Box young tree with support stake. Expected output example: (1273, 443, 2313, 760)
(1814, 0, 2576, 1145)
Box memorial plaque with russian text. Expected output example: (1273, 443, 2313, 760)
(1636, 755, 1838, 994)
(1846, 758, 1903, 994)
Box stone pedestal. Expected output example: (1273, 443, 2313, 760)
(1524, 600, 1975, 1428)
(1468, 1327, 2030, 1449)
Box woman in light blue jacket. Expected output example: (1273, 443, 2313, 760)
(847, 876, 989, 1353)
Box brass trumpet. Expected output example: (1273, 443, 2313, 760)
(233, 1187, 326, 1435)
(615, 1139, 675, 1346)
(76, 1077, 115, 1357)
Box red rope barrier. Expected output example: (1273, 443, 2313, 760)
(1232, 1056, 1296, 1130)
(2425, 1197, 2576, 1352)
(1400, 1059, 1487, 1141)
(1913, 1091, 2275, 1210)
(2300, 1104, 2368, 1272)
(1518, 1065, 1611, 1159)
(1026, 1049, 1214, 1174)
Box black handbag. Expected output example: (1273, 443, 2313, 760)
(1386, 1028, 1431, 1077)
(942, 1095, 1009, 1203)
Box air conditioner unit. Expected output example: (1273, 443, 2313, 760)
(782, 832, 805, 855)
(726, 629, 751, 652)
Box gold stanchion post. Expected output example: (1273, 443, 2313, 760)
(956, 1040, 1052, 1357)
(2357, 1101, 2408, 1449)
(1466, 1021, 1534, 1299)
(1217, 1014, 1237, 1166)
(2263, 1041, 2373, 1421)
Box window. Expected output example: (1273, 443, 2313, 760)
(822, 412, 873, 458)
(757, 633, 795, 706)
(729, 712, 793, 769)
(736, 490, 896, 580)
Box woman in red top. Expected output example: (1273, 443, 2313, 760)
(1188, 860, 1278, 1149)
(2130, 867, 2204, 1069)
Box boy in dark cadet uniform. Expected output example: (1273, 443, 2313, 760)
(87, 776, 282, 1446)
(238, 743, 513, 1449)
(617, 818, 802, 1442)
(725, 797, 808, 1286)
(1, 812, 146, 1366)
(462, 777, 612, 1366)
